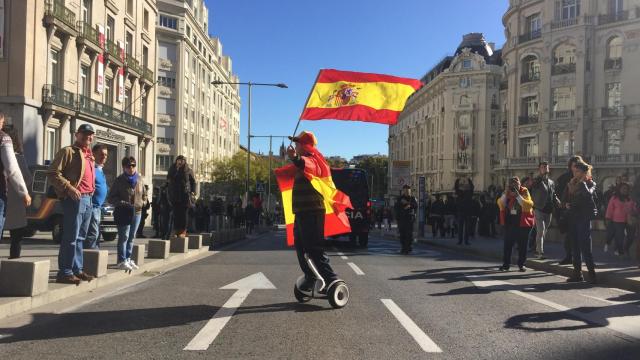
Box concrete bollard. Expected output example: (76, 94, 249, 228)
(132, 244, 145, 267)
(188, 234, 202, 249)
(170, 235, 189, 253)
(83, 249, 109, 278)
(0, 259, 50, 296)
(200, 232, 211, 246)
(147, 240, 170, 259)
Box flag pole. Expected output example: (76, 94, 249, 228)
(290, 69, 322, 145)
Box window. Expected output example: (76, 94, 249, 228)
(45, 127, 57, 164)
(519, 136, 538, 157)
(125, 32, 133, 57)
(80, 65, 89, 97)
(527, 13, 542, 34)
(124, 87, 132, 114)
(159, 15, 178, 29)
(522, 55, 540, 81)
(459, 77, 470, 88)
(608, 0, 624, 14)
(157, 137, 174, 145)
(186, 25, 191, 38)
(156, 155, 174, 171)
(552, 131, 574, 156)
(462, 59, 471, 69)
(557, 0, 580, 20)
(104, 77, 112, 105)
(141, 94, 147, 121)
(552, 87, 576, 117)
(606, 130, 622, 155)
(554, 44, 576, 64)
(126, 0, 133, 16)
(143, 9, 149, 31)
(50, 48, 60, 87)
(158, 76, 176, 88)
(606, 82, 621, 109)
(607, 36, 623, 59)
(106, 16, 115, 41)
(142, 45, 148, 68)
(82, 0, 92, 23)
(522, 96, 539, 116)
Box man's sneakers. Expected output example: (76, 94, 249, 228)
(498, 266, 509, 272)
(127, 259, 140, 270)
(117, 261, 133, 271)
(518, 266, 527, 272)
(566, 271, 584, 283)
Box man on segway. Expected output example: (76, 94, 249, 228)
(284, 131, 351, 308)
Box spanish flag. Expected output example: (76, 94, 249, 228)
(300, 69, 422, 125)
(275, 133, 352, 246)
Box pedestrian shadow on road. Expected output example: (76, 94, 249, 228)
(429, 277, 591, 297)
(389, 267, 552, 285)
(235, 302, 333, 315)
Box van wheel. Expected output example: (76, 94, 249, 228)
(52, 216, 63, 244)
(358, 233, 369, 248)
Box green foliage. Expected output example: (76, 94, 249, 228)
(352, 156, 388, 200)
(208, 151, 287, 197)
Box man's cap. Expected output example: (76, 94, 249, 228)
(77, 123, 95, 134)
(288, 131, 317, 147)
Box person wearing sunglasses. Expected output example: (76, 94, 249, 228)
(107, 156, 148, 271)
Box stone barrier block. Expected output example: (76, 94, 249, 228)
(200, 233, 211, 245)
(82, 250, 109, 278)
(188, 234, 202, 249)
(132, 244, 145, 267)
(0, 259, 50, 296)
(148, 240, 170, 259)
(170, 236, 189, 253)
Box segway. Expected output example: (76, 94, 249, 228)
(294, 254, 350, 309)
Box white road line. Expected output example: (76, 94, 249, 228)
(347, 262, 365, 275)
(381, 299, 443, 353)
(581, 294, 639, 306)
(337, 252, 348, 260)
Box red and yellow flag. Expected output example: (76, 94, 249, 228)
(275, 151, 352, 246)
(300, 69, 422, 125)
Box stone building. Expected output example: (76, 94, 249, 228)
(154, 0, 240, 193)
(389, 33, 503, 193)
(498, 0, 640, 189)
(0, 0, 157, 185)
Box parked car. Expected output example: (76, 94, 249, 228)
(25, 165, 117, 243)
(330, 168, 371, 247)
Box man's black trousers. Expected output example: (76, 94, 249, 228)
(294, 211, 338, 284)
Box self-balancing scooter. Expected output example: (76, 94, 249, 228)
(293, 254, 349, 309)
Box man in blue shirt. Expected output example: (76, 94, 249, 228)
(85, 144, 108, 249)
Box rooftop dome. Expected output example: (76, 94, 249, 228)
(455, 33, 494, 58)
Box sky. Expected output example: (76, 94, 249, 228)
(205, 0, 508, 159)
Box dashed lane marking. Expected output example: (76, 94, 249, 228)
(337, 252, 349, 260)
(347, 262, 365, 275)
(381, 299, 443, 353)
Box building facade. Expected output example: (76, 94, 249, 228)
(154, 0, 240, 193)
(498, 0, 640, 189)
(389, 33, 503, 193)
(0, 0, 157, 186)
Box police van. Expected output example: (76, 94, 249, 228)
(331, 167, 371, 247)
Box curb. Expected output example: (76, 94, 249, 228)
(413, 237, 640, 293)
(0, 245, 214, 321)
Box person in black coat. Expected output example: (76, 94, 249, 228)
(454, 178, 475, 245)
(395, 185, 418, 254)
(555, 155, 584, 265)
(167, 155, 196, 237)
(430, 195, 445, 238)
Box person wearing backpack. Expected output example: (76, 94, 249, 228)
(563, 159, 598, 284)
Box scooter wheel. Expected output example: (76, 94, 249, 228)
(294, 284, 311, 303)
(327, 281, 349, 309)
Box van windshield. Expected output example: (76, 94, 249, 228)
(331, 169, 369, 208)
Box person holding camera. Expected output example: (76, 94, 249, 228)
(497, 176, 534, 272)
(108, 156, 147, 271)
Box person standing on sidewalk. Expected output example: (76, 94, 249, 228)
(454, 178, 474, 245)
(497, 177, 534, 272)
(530, 161, 560, 259)
(85, 144, 108, 249)
(429, 195, 445, 238)
(48, 124, 96, 284)
(605, 182, 637, 257)
(555, 155, 583, 265)
(564, 159, 598, 284)
(395, 185, 417, 254)
(3, 125, 32, 259)
(167, 155, 196, 238)
(108, 156, 147, 271)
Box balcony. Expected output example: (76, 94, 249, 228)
(42, 84, 76, 111)
(518, 30, 542, 44)
(491, 103, 500, 110)
(499, 81, 508, 91)
(105, 39, 123, 67)
(520, 72, 540, 84)
(77, 95, 151, 135)
(552, 63, 576, 75)
(76, 21, 101, 53)
(125, 57, 142, 78)
(552, 109, 575, 119)
(142, 68, 154, 86)
(43, 0, 77, 36)
(605, 58, 623, 71)
(511, 157, 540, 166)
(551, 17, 579, 29)
(599, 11, 629, 25)
(518, 114, 539, 125)
(593, 153, 640, 166)
(601, 106, 625, 118)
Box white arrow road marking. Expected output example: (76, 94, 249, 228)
(381, 299, 443, 353)
(184, 272, 276, 351)
(466, 274, 640, 340)
(347, 262, 365, 275)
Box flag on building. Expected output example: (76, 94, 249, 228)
(274, 134, 352, 246)
(300, 69, 422, 125)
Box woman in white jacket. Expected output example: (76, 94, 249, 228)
(0, 114, 31, 259)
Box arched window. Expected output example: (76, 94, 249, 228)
(521, 55, 540, 82)
(607, 36, 623, 59)
(553, 43, 576, 64)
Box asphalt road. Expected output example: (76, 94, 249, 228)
(1, 231, 639, 359)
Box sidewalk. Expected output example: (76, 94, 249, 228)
(377, 228, 640, 292)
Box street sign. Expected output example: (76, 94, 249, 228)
(391, 160, 411, 194)
(256, 182, 266, 193)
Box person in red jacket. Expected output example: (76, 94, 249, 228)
(497, 176, 535, 272)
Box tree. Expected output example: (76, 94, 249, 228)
(208, 152, 286, 198)
(352, 156, 388, 200)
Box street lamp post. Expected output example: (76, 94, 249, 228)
(211, 81, 287, 196)
(250, 135, 289, 214)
